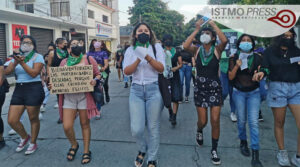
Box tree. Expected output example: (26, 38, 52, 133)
(128, 0, 185, 45)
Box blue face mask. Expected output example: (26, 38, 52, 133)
(239, 42, 252, 52)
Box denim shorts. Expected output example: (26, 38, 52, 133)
(267, 81, 300, 107)
(11, 82, 45, 106)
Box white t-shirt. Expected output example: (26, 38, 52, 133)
(123, 43, 166, 85)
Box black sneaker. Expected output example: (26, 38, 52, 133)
(124, 83, 128, 88)
(57, 118, 62, 124)
(170, 113, 177, 126)
(211, 149, 221, 165)
(240, 140, 250, 157)
(196, 131, 203, 146)
(105, 95, 110, 103)
(168, 109, 173, 121)
(0, 140, 5, 150)
(147, 160, 157, 167)
(258, 110, 264, 122)
(185, 97, 189, 103)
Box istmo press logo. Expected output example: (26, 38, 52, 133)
(198, 5, 300, 37)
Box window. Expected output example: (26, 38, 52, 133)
(102, 15, 108, 23)
(15, 3, 34, 13)
(50, 1, 70, 17)
(97, 0, 112, 8)
(88, 10, 94, 19)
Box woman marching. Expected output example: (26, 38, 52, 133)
(5, 35, 45, 155)
(228, 34, 263, 167)
(253, 28, 300, 167)
(50, 39, 101, 164)
(162, 34, 183, 126)
(183, 19, 228, 165)
(123, 22, 165, 167)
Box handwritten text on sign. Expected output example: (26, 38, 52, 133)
(49, 65, 94, 94)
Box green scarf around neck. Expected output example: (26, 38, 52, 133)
(56, 48, 67, 59)
(23, 51, 35, 63)
(199, 45, 215, 66)
(134, 41, 150, 50)
(67, 53, 83, 66)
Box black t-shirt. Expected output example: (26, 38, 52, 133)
(0, 59, 3, 66)
(229, 53, 262, 92)
(180, 50, 193, 63)
(262, 46, 300, 83)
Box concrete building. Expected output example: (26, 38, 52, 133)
(87, 0, 120, 55)
(120, 26, 133, 46)
(0, 0, 91, 61)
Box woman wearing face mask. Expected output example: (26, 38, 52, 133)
(5, 35, 45, 155)
(87, 40, 108, 118)
(228, 34, 263, 167)
(123, 23, 165, 167)
(100, 42, 112, 103)
(253, 28, 300, 167)
(50, 39, 100, 164)
(162, 34, 183, 126)
(183, 19, 228, 165)
(47, 38, 68, 124)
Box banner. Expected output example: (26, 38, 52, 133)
(49, 65, 94, 94)
(12, 24, 28, 49)
(196, 5, 300, 37)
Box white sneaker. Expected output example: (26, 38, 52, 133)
(16, 135, 30, 152)
(39, 113, 43, 120)
(25, 143, 37, 155)
(95, 114, 101, 120)
(8, 129, 17, 135)
(292, 154, 300, 167)
(230, 113, 237, 122)
(54, 103, 58, 109)
(40, 105, 45, 113)
(277, 150, 291, 166)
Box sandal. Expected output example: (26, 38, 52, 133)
(67, 143, 79, 161)
(81, 151, 92, 165)
(147, 161, 157, 167)
(135, 151, 146, 167)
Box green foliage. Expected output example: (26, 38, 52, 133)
(128, 0, 185, 45)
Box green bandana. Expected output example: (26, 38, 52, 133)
(56, 48, 67, 59)
(170, 47, 176, 58)
(134, 41, 150, 50)
(24, 51, 35, 63)
(199, 46, 215, 66)
(67, 53, 83, 66)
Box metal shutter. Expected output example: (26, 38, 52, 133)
(0, 24, 7, 62)
(30, 27, 53, 55)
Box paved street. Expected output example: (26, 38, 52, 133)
(0, 68, 298, 167)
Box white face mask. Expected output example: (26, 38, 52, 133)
(200, 34, 211, 44)
(20, 44, 34, 53)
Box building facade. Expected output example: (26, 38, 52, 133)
(0, 0, 120, 62)
(87, 0, 120, 55)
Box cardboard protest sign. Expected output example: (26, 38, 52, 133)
(49, 65, 94, 94)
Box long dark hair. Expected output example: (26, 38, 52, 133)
(101, 42, 111, 55)
(89, 39, 97, 52)
(131, 22, 156, 46)
(271, 28, 298, 49)
(236, 34, 256, 52)
(20, 35, 37, 52)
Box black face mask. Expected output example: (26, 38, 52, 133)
(164, 40, 172, 47)
(280, 38, 294, 48)
(71, 46, 83, 56)
(137, 33, 150, 44)
(63, 45, 68, 51)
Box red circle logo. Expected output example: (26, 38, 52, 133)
(267, 9, 296, 28)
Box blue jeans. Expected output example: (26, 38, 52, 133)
(42, 84, 50, 105)
(220, 72, 235, 113)
(233, 88, 261, 150)
(179, 64, 192, 97)
(259, 78, 268, 102)
(129, 82, 164, 162)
